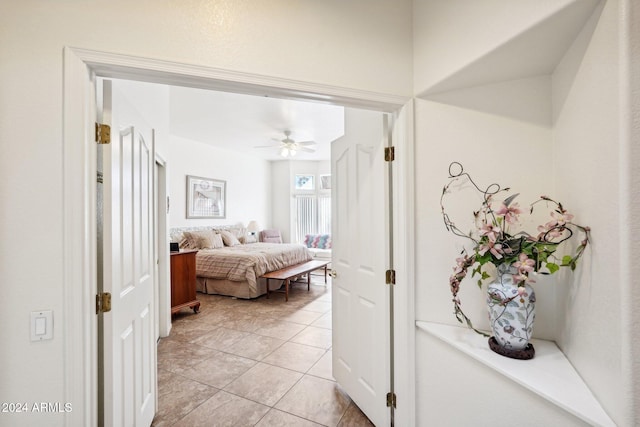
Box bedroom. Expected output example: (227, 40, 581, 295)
(106, 78, 388, 424)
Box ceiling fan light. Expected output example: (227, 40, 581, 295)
(280, 147, 289, 157)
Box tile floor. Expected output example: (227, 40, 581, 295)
(152, 276, 375, 427)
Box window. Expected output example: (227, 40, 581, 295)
(294, 194, 331, 243)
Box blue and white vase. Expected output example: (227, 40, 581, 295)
(486, 264, 536, 351)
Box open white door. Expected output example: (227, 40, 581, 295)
(101, 79, 157, 427)
(332, 108, 390, 426)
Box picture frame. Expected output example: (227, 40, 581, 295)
(295, 174, 315, 191)
(186, 175, 226, 218)
(319, 174, 331, 190)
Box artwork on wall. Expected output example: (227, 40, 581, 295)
(186, 175, 226, 218)
(319, 174, 331, 190)
(295, 174, 315, 190)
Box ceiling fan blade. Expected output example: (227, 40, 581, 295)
(297, 141, 316, 146)
(298, 147, 316, 153)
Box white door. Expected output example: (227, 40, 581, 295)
(332, 108, 390, 426)
(101, 79, 157, 427)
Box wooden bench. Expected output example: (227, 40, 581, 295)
(261, 259, 330, 301)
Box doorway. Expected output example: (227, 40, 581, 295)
(62, 47, 415, 427)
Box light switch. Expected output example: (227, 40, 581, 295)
(35, 317, 46, 335)
(31, 310, 53, 341)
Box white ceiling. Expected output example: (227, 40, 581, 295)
(168, 86, 345, 161)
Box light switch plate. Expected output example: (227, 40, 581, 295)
(30, 310, 53, 341)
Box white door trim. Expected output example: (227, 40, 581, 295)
(154, 154, 171, 339)
(62, 46, 414, 427)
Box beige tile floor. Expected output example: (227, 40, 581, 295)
(153, 276, 375, 427)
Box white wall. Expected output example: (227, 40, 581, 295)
(270, 161, 292, 242)
(168, 136, 271, 231)
(0, 2, 412, 426)
(413, 0, 636, 425)
(551, 0, 624, 419)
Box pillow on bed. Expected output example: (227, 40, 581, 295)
(219, 230, 241, 246)
(183, 230, 223, 249)
(227, 227, 249, 244)
(200, 232, 224, 249)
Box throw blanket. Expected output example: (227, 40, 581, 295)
(196, 242, 312, 294)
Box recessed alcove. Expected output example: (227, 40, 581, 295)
(413, 0, 620, 424)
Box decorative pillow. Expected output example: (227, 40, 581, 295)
(183, 230, 222, 249)
(304, 234, 332, 249)
(219, 230, 241, 246)
(207, 233, 224, 249)
(260, 229, 282, 243)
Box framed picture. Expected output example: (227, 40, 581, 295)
(319, 174, 331, 190)
(295, 174, 315, 190)
(186, 175, 226, 218)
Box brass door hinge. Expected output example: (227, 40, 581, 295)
(96, 292, 112, 314)
(384, 146, 395, 162)
(386, 392, 396, 408)
(95, 122, 111, 144)
(386, 269, 396, 285)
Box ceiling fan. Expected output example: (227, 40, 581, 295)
(255, 130, 317, 158)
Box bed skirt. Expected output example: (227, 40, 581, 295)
(196, 277, 285, 299)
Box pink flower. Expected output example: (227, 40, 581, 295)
(537, 221, 563, 239)
(478, 222, 500, 242)
(551, 210, 574, 225)
(513, 253, 535, 274)
(478, 241, 504, 259)
(494, 202, 522, 224)
(512, 272, 536, 285)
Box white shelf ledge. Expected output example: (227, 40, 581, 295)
(416, 321, 615, 427)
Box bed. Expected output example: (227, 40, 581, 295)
(170, 225, 312, 299)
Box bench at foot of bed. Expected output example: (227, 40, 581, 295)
(260, 260, 330, 301)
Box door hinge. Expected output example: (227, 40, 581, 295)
(97, 171, 103, 184)
(386, 269, 396, 285)
(95, 122, 111, 144)
(96, 292, 112, 314)
(386, 392, 397, 408)
(384, 146, 395, 162)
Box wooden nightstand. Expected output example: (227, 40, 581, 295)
(170, 250, 201, 315)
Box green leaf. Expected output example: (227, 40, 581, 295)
(561, 255, 573, 266)
(546, 263, 560, 274)
(472, 265, 481, 277)
(481, 271, 490, 280)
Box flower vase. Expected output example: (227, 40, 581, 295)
(486, 264, 536, 359)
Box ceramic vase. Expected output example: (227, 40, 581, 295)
(486, 264, 536, 351)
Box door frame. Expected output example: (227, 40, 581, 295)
(154, 154, 171, 339)
(62, 46, 415, 426)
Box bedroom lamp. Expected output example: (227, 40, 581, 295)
(247, 220, 260, 236)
